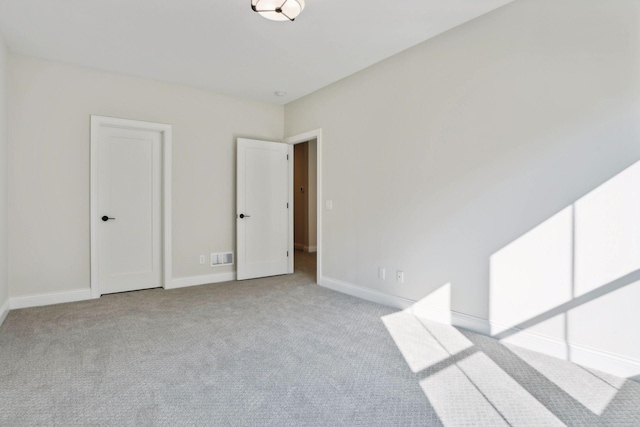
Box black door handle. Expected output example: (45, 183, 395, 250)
(102, 216, 116, 222)
(239, 214, 251, 219)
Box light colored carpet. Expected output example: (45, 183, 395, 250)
(1, 255, 639, 426)
(383, 309, 640, 426)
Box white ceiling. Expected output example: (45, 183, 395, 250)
(0, 0, 513, 104)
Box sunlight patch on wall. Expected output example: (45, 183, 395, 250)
(567, 280, 640, 378)
(499, 314, 568, 359)
(574, 162, 640, 297)
(490, 207, 573, 336)
(489, 161, 640, 379)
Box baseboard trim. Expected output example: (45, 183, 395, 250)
(10, 288, 92, 310)
(407, 304, 491, 335)
(0, 298, 9, 326)
(570, 342, 640, 379)
(500, 327, 640, 378)
(497, 326, 569, 360)
(453, 311, 491, 335)
(319, 276, 415, 309)
(294, 244, 317, 253)
(450, 316, 640, 379)
(408, 303, 452, 324)
(455, 316, 640, 379)
(167, 272, 236, 290)
(319, 275, 640, 379)
(307, 246, 317, 253)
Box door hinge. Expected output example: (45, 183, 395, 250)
(287, 202, 289, 209)
(287, 251, 289, 257)
(287, 154, 289, 160)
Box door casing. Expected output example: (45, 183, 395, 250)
(90, 115, 172, 298)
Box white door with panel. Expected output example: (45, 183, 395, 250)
(94, 121, 163, 294)
(237, 138, 291, 280)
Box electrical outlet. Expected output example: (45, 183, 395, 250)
(378, 267, 386, 280)
(199, 255, 206, 265)
(396, 271, 404, 283)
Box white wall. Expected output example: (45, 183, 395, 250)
(9, 55, 284, 297)
(0, 34, 8, 314)
(285, 0, 640, 373)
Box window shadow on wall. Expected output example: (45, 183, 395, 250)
(489, 160, 640, 378)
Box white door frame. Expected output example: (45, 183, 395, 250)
(284, 129, 322, 284)
(90, 115, 172, 298)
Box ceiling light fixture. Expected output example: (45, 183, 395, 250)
(251, 0, 305, 22)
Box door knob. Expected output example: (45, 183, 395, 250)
(102, 216, 116, 222)
(239, 214, 251, 219)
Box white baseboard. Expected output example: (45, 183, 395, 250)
(405, 303, 491, 335)
(570, 342, 640, 379)
(408, 303, 452, 324)
(10, 288, 92, 310)
(294, 244, 317, 253)
(0, 298, 9, 326)
(497, 326, 569, 360)
(453, 311, 491, 335)
(319, 275, 640, 380)
(319, 276, 415, 309)
(501, 327, 640, 378)
(167, 272, 236, 290)
(450, 316, 640, 379)
(453, 316, 640, 379)
(307, 246, 317, 253)
(8, 273, 237, 309)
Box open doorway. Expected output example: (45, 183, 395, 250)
(293, 139, 317, 280)
(286, 129, 322, 285)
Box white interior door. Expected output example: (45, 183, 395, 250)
(237, 138, 291, 280)
(94, 122, 163, 294)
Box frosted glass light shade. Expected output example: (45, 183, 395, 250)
(251, 0, 305, 21)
